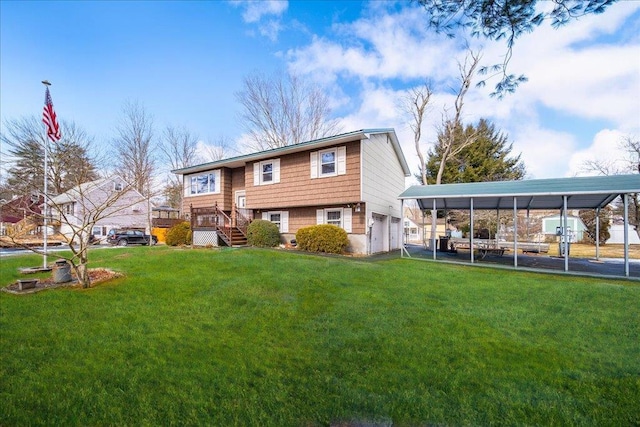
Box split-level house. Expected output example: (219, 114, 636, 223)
(49, 176, 150, 243)
(172, 129, 411, 254)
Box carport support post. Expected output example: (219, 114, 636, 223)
(432, 198, 437, 260)
(563, 196, 569, 272)
(595, 207, 600, 261)
(470, 198, 474, 264)
(513, 197, 518, 268)
(624, 193, 630, 277)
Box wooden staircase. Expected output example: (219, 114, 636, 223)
(191, 204, 252, 247)
(217, 226, 248, 247)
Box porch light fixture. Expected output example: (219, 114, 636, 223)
(355, 202, 361, 213)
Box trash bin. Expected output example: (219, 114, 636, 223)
(53, 259, 72, 283)
(439, 236, 450, 252)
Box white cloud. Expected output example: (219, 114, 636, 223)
(567, 129, 631, 176)
(281, 1, 640, 180)
(230, 0, 288, 41)
(231, 0, 288, 23)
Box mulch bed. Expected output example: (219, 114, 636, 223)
(2, 268, 123, 294)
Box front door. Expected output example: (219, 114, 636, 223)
(235, 191, 246, 209)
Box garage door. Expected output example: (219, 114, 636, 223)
(371, 213, 386, 254)
(390, 217, 401, 250)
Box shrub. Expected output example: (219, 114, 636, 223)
(247, 219, 281, 248)
(296, 224, 349, 254)
(165, 221, 192, 246)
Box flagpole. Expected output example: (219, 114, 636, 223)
(42, 80, 51, 269)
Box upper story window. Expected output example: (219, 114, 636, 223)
(253, 159, 280, 186)
(321, 150, 336, 176)
(310, 146, 347, 179)
(187, 170, 220, 196)
(113, 182, 123, 191)
(63, 202, 75, 215)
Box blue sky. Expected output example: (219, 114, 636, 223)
(1, 0, 639, 182)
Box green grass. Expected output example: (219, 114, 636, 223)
(1, 246, 639, 426)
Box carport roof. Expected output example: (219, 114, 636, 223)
(399, 174, 640, 211)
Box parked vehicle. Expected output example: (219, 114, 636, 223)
(106, 229, 158, 246)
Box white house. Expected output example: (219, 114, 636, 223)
(48, 176, 150, 243)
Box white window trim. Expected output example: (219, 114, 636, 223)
(185, 170, 221, 196)
(254, 159, 280, 186)
(310, 146, 346, 179)
(316, 207, 352, 233)
(262, 210, 288, 232)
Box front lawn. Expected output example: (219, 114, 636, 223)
(1, 246, 638, 426)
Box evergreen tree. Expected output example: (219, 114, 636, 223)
(425, 119, 525, 184)
(1, 116, 99, 196)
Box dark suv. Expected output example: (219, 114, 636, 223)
(106, 229, 158, 246)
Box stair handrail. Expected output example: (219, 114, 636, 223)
(234, 208, 253, 237)
(213, 204, 233, 244)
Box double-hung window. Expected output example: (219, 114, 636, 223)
(326, 209, 341, 227)
(316, 207, 352, 233)
(188, 170, 220, 195)
(262, 210, 288, 232)
(320, 150, 336, 176)
(254, 159, 280, 186)
(310, 146, 347, 178)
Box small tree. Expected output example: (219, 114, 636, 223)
(6, 174, 148, 288)
(579, 207, 611, 245)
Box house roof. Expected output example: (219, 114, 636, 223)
(48, 175, 141, 205)
(399, 174, 640, 211)
(172, 129, 411, 176)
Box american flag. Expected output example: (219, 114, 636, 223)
(42, 86, 61, 142)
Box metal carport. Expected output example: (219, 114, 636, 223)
(398, 174, 640, 278)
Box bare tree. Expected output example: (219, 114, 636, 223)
(201, 135, 232, 162)
(113, 100, 156, 197)
(400, 82, 433, 185)
(581, 135, 639, 238)
(400, 50, 481, 247)
(160, 126, 199, 209)
(4, 172, 147, 288)
(235, 71, 342, 151)
(435, 50, 481, 185)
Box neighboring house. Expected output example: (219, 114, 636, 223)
(172, 129, 411, 254)
(541, 214, 587, 242)
(0, 194, 43, 236)
(48, 176, 150, 243)
(607, 224, 640, 245)
(403, 217, 422, 243)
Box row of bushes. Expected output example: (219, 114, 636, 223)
(166, 219, 349, 254)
